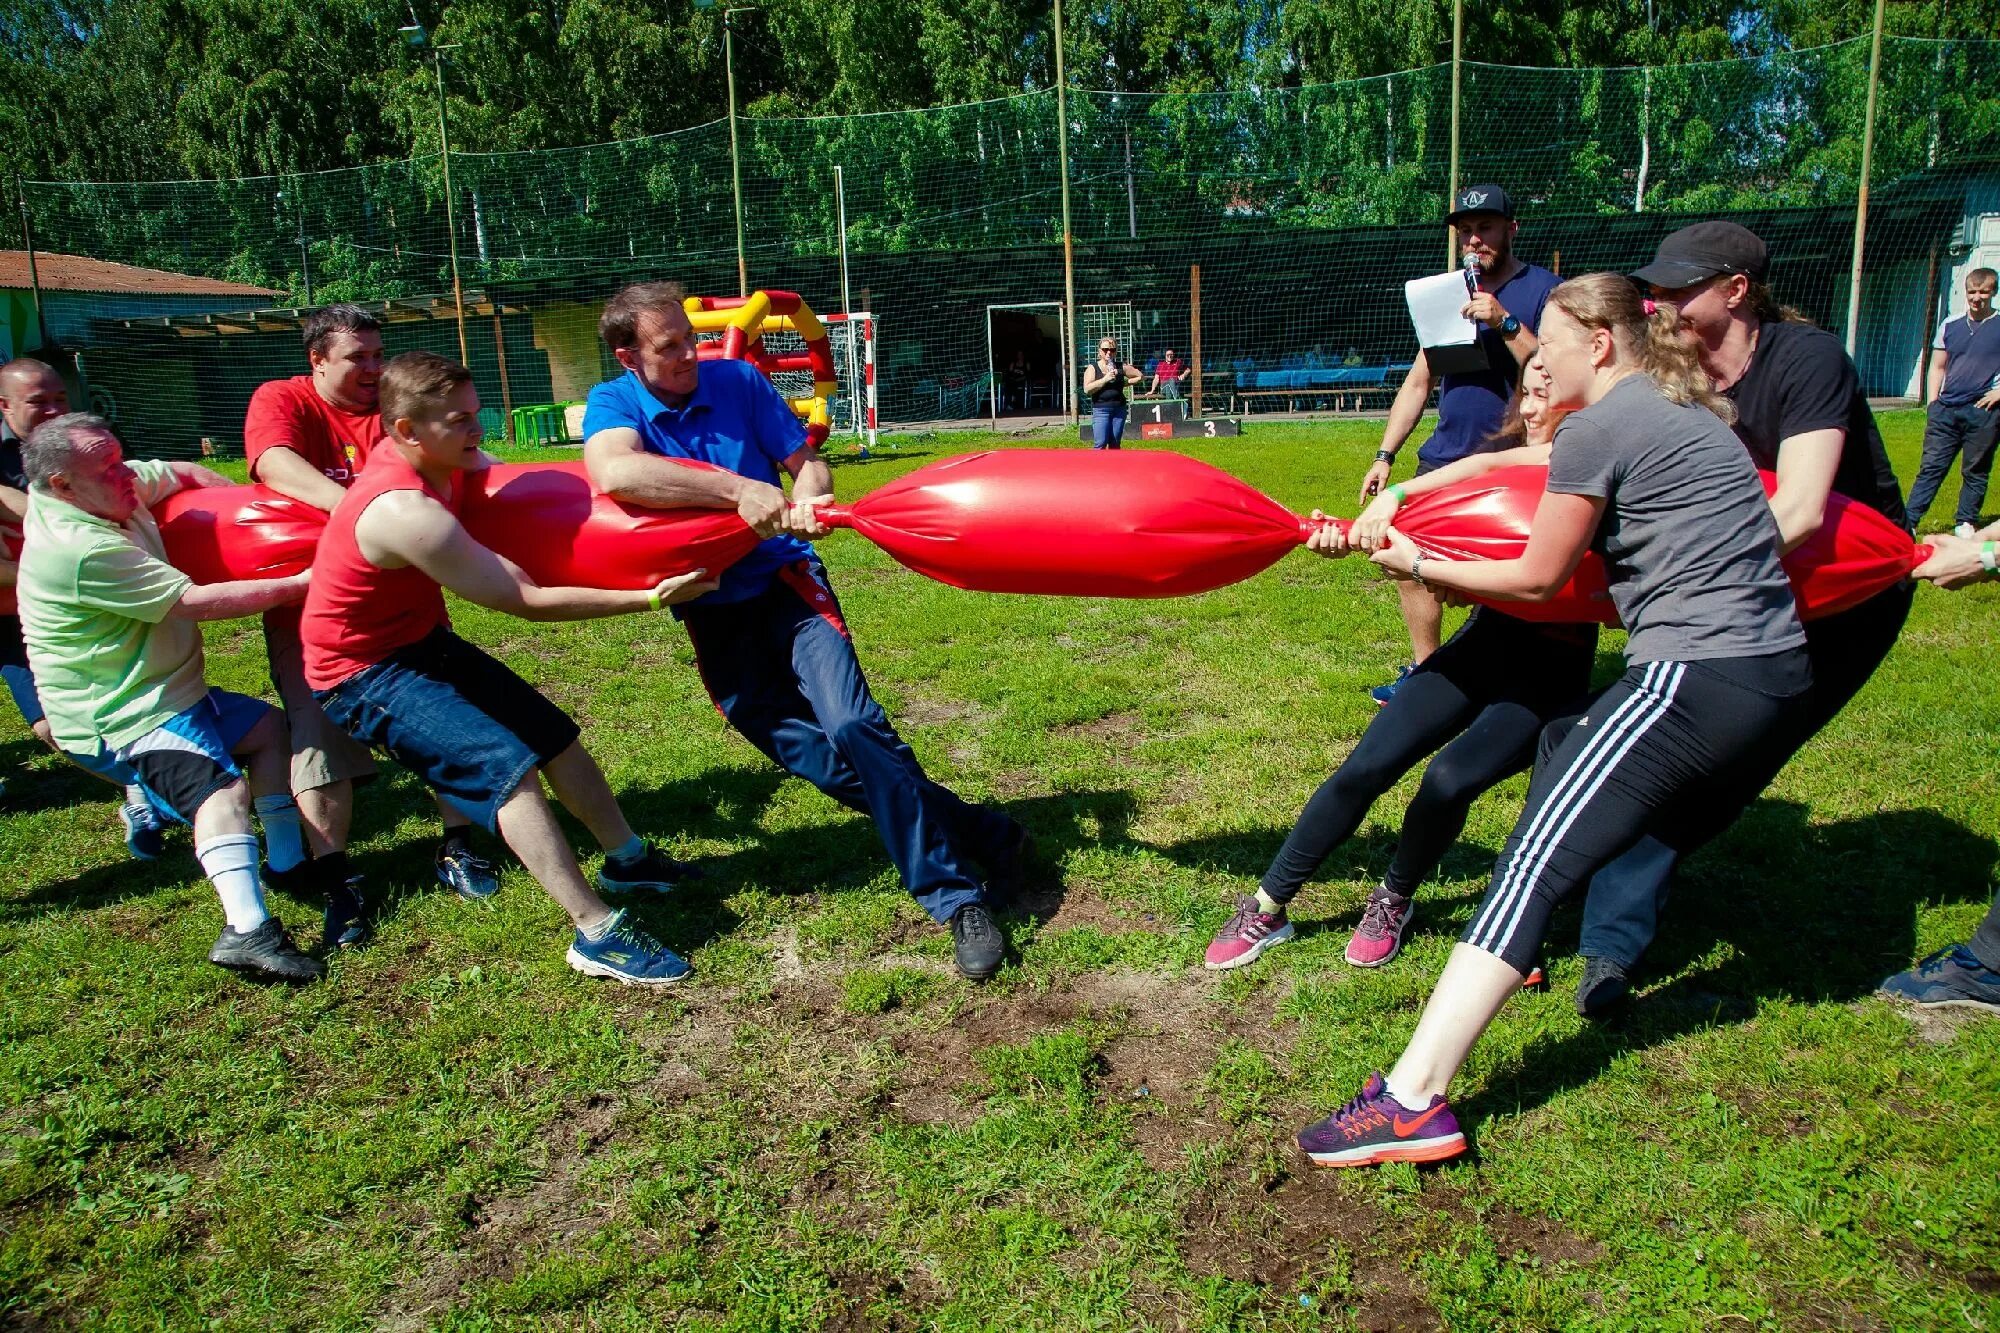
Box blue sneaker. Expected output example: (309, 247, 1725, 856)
(120, 802, 166, 860)
(436, 845, 501, 900)
(1369, 665, 1416, 708)
(566, 909, 692, 986)
(595, 841, 701, 897)
(1877, 944, 2000, 1014)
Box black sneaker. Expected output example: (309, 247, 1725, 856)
(436, 845, 500, 900)
(595, 841, 703, 897)
(209, 918, 325, 984)
(951, 901, 1004, 981)
(323, 875, 370, 950)
(1576, 955, 1631, 1019)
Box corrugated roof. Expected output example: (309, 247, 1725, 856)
(0, 251, 280, 299)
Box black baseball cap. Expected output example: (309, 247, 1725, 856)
(1446, 184, 1515, 223)
(1630, 221, 1770, 288)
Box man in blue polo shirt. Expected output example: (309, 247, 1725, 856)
(1358, 185, 1560, 705)
(1906, 266, 2000, 536)
(581, 281, 1027, 981)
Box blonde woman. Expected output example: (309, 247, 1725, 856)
(1296, 274, 1811, 1168)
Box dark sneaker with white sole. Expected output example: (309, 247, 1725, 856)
(1575, 955, 1631, 1019)
(120, 802, 166, 861)
(567, 909, 692, 985)
(1877, 944, 2000, 1014)
(323, 875, 370, 950)
(436, 845, 501, 900)
(209, 918, 325, 984)
(595, 842, 702, 897)
(951, 901, 1005, 980)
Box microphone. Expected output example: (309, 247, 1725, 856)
(1463, 248, 1482, 296)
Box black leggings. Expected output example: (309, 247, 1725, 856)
(1467, 653, 1811, 974)
(1261, 611, 1595, 904)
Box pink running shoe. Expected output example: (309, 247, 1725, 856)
(1204, 895, 1295, 970)
(1344, 888, 1414, 968)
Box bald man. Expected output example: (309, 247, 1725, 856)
(0, 359, 164, 858)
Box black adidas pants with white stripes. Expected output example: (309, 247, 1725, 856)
(1464, 655, 1812, 975)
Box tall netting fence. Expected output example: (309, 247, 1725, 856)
(15, 37, 2000, 457)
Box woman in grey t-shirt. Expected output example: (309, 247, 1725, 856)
(1292, 273, 1813, 1170)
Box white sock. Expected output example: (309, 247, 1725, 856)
(1382, 1073, 1431, 1110)
(1254, 889, 1284, 915)
(579, 909, 621, 941)
(252, 794, 307, 873)
(606, 834, 646, 864)
(197, 833, 270, 932)
(122, 784, 149, 810)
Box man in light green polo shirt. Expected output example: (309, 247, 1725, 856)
(17, 412, 324, 982)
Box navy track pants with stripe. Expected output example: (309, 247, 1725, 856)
(1465, 657, 1809, 975)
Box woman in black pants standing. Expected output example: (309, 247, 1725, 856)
(1293, 273, 1812, 1169)
(1572, 222, 1914, 1016)
(1205, 363, 1600, 972)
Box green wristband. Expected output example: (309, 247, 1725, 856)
(648, 586, 665, 613)
(1386, 483, 1407, 505)
(1982, 540, 1998, 577)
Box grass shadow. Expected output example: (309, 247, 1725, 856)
(1477, 800, 1998, 1121)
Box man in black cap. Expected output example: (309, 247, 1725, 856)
(1567, 218, 1911, 1018)
(1362, 184, 1560, 705)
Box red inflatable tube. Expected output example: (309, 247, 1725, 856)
(152, 461, 761, 591)
(810, 450, 1926, 619)
(815, 450, 1309, 598)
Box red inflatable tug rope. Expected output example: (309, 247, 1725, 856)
(153, 460, 760, 591)
(810, 449, 1927, 620)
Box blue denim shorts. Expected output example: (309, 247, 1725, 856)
(314, 628, 580, 833)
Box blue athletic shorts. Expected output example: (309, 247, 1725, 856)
(72, 688, 272, 823)
(314, 627, 580, 833)
(2, 662, 42, 728)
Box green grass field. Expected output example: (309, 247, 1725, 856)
(2, 414, 1996, 1330)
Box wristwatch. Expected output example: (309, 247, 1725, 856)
(1374, 449, 1396, 465)
(1497, 314, 1522, 336)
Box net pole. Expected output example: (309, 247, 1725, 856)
(726, 10, 748, 297)
(835, 165, 859, 440)
(1446, 0, 1464, 269)
(491, 305, 515, 442)
(1054, 0, 1079, 423)
(15, 182, 47, 350)
(1845, 0, 1888, 357)
(1189, 264, 1203, 419)
(432, 48, 469, 365)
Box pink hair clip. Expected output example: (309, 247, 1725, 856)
(1642, 298, 1658, 316)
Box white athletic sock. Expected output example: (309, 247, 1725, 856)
(252, 794, 307, 873)
(1253, 889, 1284, 916)
(197, 833, 270, 932)
(1382, 1073, 1430, 1111)
(579, 910, 621, 941)
(606, 834, 646, 864)
(122, 784, 149, 810)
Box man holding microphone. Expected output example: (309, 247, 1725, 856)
(1359, 185, 1560, 705)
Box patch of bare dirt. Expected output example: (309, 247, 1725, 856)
(1051, 710, 1145, 745)
(1179, 1164, 1442, 1330)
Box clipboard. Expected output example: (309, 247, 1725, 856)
(1404, 270, 1496, 377)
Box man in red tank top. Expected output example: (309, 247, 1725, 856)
(302, 351, 715, 985)
(245, 304, 490, 944)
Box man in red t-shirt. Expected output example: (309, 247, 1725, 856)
(302, 351, 714, 984)
(244, 305, 490, 942)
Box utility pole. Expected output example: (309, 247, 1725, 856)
(403, 22, 468, 363)
(1446, 0, 1465, 268)
(1845, 0, 1888, 358)
(725, 8, 754, 296)
(1054, 0, 1078, 422)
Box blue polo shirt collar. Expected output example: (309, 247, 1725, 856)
(629, 369, 715, 426)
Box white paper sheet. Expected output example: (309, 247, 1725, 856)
(1404, 270, 1478, 348)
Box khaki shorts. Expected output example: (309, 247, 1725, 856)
(264, 608, 377, 793)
